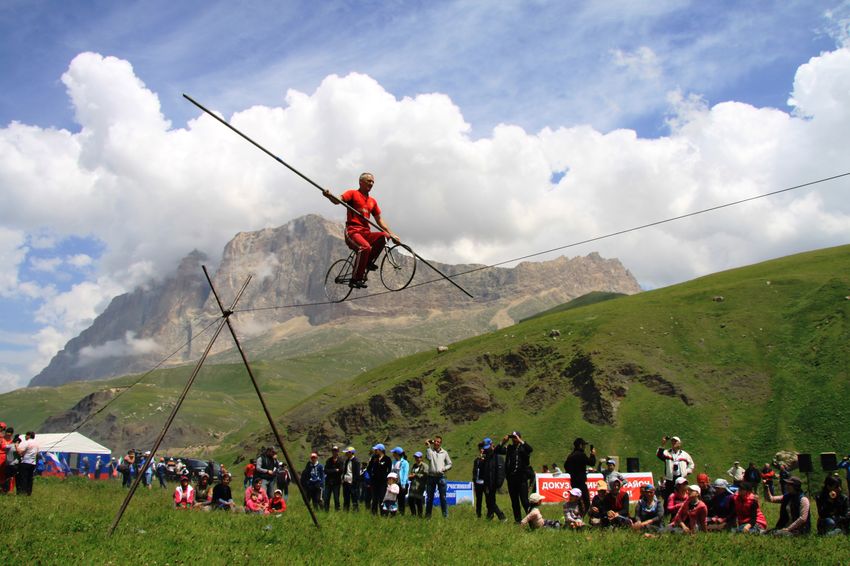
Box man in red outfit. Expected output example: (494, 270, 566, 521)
(324, 172, 399, 288)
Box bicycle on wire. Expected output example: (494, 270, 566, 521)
(324, 243, 417, 302)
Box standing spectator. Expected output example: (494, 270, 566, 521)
(563, 437, 596, 515)
(603, 458, 625, 487)
(497, 431, 533, 523)
(15, 431, 38, 496)
(424, 436, 453, 518)
(341, 447, 361, 511)
(79, 457, 90, 478)
(390, 447, 410, 515)
(174, 475, 194, 509)
(275, 462, 291, 502)
(140, 451, 153, 489)
(0, 424, 9, 493)
(733, 482, 768, 533)
(778, 462, 790, 494)
(727, 460, 745, 487)
(361, 451, 375, 509)
(255, 447, 278, 498)
(838, 455, 850, 487)
(815, 475, 849, 535)
(481, 438, 506, 521)
(407, 451, 428, 517)
(3, 429, 19, 493)
(656, 436, 694, 501)
(120, 450, 135, 488)
(301, 452, 325, 510)
(631, 484, 664, 532)
(761, 463, 776, 496)
(764, 476, 811, 535)
(368, 444, 392, 516)
(156, 458, 167, 488)
(743, 462, 760, 487)
(472, 443, 486, 518)
(93, 457, 102, 480)
(244, 459, 256, 489)
(670, 485, 708, 533)
(324, 446, 344, 512)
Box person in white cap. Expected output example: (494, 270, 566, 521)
(669, 484, 708, 533)
(727, 460, 745, 487)
(341, 447, 361, 512)
(381, 472, 400, 516)
(656, 435, 694, 501)
(520, 492, 560, 529)
(563, 488, 585, 528)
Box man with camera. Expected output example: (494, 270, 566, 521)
(564, 437, 596, 515)
(656, 435, 695, 501)
(497, 431, 533, 523)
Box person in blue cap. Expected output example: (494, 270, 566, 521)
(390, 447, 410, 515)
(368, 444, 392, 515)
(407, 451, 428, 517)
(481, 437, 507, 521)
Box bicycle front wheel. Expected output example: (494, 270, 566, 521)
(380, 244, 417, 291)
(324, 258, 354, 302)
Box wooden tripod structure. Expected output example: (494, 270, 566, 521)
(108, 266, 320, 535)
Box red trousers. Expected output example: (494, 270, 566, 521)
(345, 229, 387, 281)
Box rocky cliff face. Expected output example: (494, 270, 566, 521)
(29, 214, 641, 387)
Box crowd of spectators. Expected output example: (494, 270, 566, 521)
(0, 422, 38, 496)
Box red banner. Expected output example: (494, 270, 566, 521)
(535, 472, 654, 503)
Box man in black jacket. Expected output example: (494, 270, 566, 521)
(324, 446, 344, 511)
(367, 444, 392, 515)
(472, 443, 485, 518)
(481, 438, 507, 521)
(341, 446, 361, 511)
(497, 431, 533, 522)
(255, 447, 278, 498)
(564, 437, 596, 515)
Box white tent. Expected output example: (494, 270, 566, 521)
(36, 432, 111, 455)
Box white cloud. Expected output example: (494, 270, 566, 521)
(67, 254, 94, 268)
(76, 331, 161, 366)
(2, 45, 850, 378)
(0, 368, 26, 395)
(29, 257, 63, 273)
(612, 46, 662, 80)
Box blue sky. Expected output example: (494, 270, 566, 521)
(0, 0, 849, 393)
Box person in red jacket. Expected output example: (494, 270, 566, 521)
(324, 172, 400, 288)
(733, 482, 768, 533)
(670, 485, 708, 533)
(174, 475, 195, 509)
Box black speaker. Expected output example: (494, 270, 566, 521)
(797, 453, 813, 473)
(820, 452, 838, 471)
(626, 457, 640, 473)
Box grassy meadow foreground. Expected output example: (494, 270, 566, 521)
(1, 478, 848, 565)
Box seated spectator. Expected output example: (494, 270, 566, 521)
(381, 472, 400, 516)
(697, 473, 714, 505)
(211, 473, 240, 512)
(707, 478, 736, 530)
(632, 484, 664, 532)
(194, 473, 213, 510)
(669, 485, 707, 533)
(270, 488, 287, 514)
(815, 475, 849, 535)
(764, 476, 811, 535)
(588, 480, 609, 527)
(520, 492, 560, 529)
(563, 488, 585, 529)
(666, 477, 689, 518)
(174, 475, 194, 509)
(245, 477, 270, 509)
(246, 490, 270, 514)
(733, 482, 767, 533)
(604, 478, 631, 528)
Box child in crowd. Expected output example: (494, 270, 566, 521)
(588, 480, 609, 526)
(670, 485, 708, 533)
(520, 492, 560, 529)
(381, 472, 400, 516)
(270, 488, 287, 514)
(563, 488, 585, 528)
(246, 490, 269, 514)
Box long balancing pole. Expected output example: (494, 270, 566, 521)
(202, 266, 320, 529)
(183, 93, 472, 299)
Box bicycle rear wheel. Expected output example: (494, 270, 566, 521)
(380, 244, 416, 291)
(324, 258, 354, 302)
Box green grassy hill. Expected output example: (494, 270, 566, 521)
(273, 244, 850, 482)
